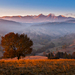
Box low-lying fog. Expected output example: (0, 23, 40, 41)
(0, 21, 75, 39)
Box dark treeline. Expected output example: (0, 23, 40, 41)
(47, 52, 75, 59)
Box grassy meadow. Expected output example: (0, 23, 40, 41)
(0, 59, 75, 75)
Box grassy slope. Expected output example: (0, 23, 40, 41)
(0, 59, 75, 75)
(35, 33, 75, 55)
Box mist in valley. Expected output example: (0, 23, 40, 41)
(0, 20, 75, 56)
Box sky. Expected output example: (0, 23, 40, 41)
(0, 0, 75, 17)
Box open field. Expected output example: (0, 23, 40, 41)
(0, 58, 75, 75)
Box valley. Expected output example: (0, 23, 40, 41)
(0, 19, 75, 57)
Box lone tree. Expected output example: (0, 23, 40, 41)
(1, 32, 33, 60)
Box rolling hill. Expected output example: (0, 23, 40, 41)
(0, 19, 21, 35)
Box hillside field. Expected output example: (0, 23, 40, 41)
(0, 58, 75, 75)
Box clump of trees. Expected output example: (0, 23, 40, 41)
(1, 32, 33, 60)
(47, 52, 75, 59)
(72, 52, 75, 59)
(48, 52, 54, 59)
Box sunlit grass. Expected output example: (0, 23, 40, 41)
(0, 59, 75, 75)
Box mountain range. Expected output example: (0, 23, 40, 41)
(0, 13, 75, 23)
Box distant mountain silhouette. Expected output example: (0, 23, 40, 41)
(0, 19, 21, 36)
(0, 13, 75, 23)
(0, 19, 21, 25)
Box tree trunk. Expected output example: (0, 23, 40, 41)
(18, 56, 20, 60)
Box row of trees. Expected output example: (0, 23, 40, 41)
(47, 52, 75, 59)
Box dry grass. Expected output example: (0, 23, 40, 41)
(0, 59, 75, 75)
